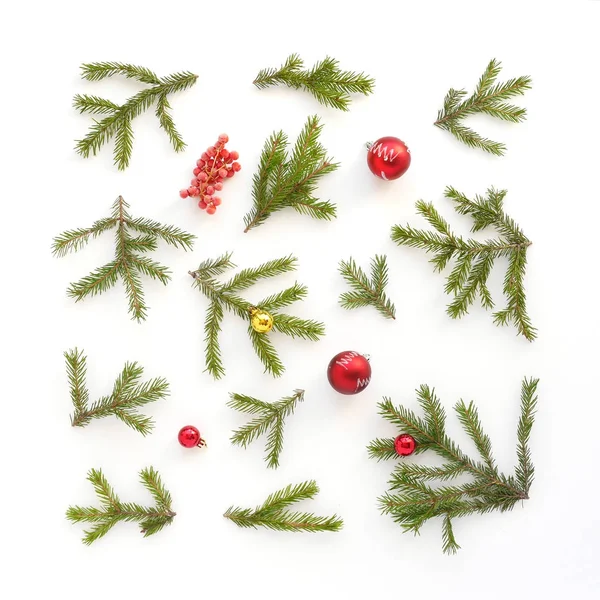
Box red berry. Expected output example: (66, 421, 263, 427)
(197, 172, 208, 183)
(206, 206, 216, 215)
(219, 134, 229, 143)
(218, 168, 228, 179)
(178, 425, 206, 448)
(193, 167, 201, 176)
(207, 147, 216, 157)
(189, 186, 199, 196)
(213, 197, 222, 206)
(225, 156, 233, 164)
(220, 149, 230, 159)
(232, 162, 241, 172)
(198, 200, 207, 209)
(226, 169, 235, 178)
(229, 151, 239, 160)
(206, 185, 215, 195)
(191, 178, 199, 186)
(196, 159, 205, 168)
(214, 182, 223, 191)
(179, 189, 189, 199)
(201, 152, 208, 161)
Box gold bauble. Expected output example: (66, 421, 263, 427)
(250, 307, 274, 333)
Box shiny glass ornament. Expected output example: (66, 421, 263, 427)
(327, 350, 371, 395)
(178, 425, 206, 448)
(394, 433, 416, 456)
(250, 307, 274, 333)
(366, 136, 411, 180)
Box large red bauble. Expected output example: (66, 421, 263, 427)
(367, 136, 411, 180)
(178, 425, 206, 448)
(394, 433, 416, 456)
(327, 351, 372, 395)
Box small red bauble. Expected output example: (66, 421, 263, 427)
(366, 136, 411, 181)
(394, 433, 416, 456)
(178, 425, 206, 448)
(327, 351, 372, 395)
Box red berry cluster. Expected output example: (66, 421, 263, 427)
(179, 134, 240, 215)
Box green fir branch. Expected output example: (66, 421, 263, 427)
(228, 389, 305, 469)
(243, 116, 338, 233)
(224, 480, 343, 532)
(189, 253, 325, 379)
(253, 54, 374, 111)
(368, 377, 540, 554)
(66, 467, 175, 544)
(434, 58, 532, 155)
(52, 196, 195, 322)
(74, 62, 197, 169)
(66, 348, 169, 435)
(391, 187, 536, 341)
(339, 255, 396, 320)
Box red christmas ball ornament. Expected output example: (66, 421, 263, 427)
(394, 433, 416, 456)
(366, 136, 411, 180)
(327, 351, 372, 395)
(178, 425, 206, 448)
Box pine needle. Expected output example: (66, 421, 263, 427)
(253, 54, 374, 111)
(228, 389, 305, 469)
(74, 62, 197, 169)
(66, 467, 175, 544)
(434, 58, 532, 155)
(338, 255, 396, 320)
(391, 186, 536, 341)
(224, 480, 343, 532)
(367, 378, 540, 554)
(243, 116, 338, 233)
(189, 253, 325, 379)
(52, 196, 195, 322)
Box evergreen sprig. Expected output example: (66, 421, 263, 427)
(66, 467, 175, 545)
(434, 58, 532, 155)
(391, 187, 535, 341)
(339, 255, 396, 320)
(243, 115, 338, 233)
(74, 62, 197, 169)
(52, 196, 195, 322)
(253, 54, 374, 111)
(65, 348, 169, 435)
(189, 253, 325, 379)
(367, 378, 539, 554)
(224, 480, 343, 532)
(228, 389, 305, 469)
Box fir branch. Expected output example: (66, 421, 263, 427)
(67, 348, 169, 435)
(434, 59, 532, 155)
(52, 196, 195, 322)
(64, 348, 89, 415)
(391, 187, 536, 341)
(515, 378, 539, 494)
(74, 63, 197, 169)
(66, 467, 175, 544)
(253, 54, 374, 111)
(224, 480, 343, 532)
(189, 253, 324, 379)
(243, 116, 338, 233)
(228, 389, 305, 469)
(368, 378, 540, 554)
(339, 255, 396, 320)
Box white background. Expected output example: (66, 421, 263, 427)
(1, 1, 599, 598)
